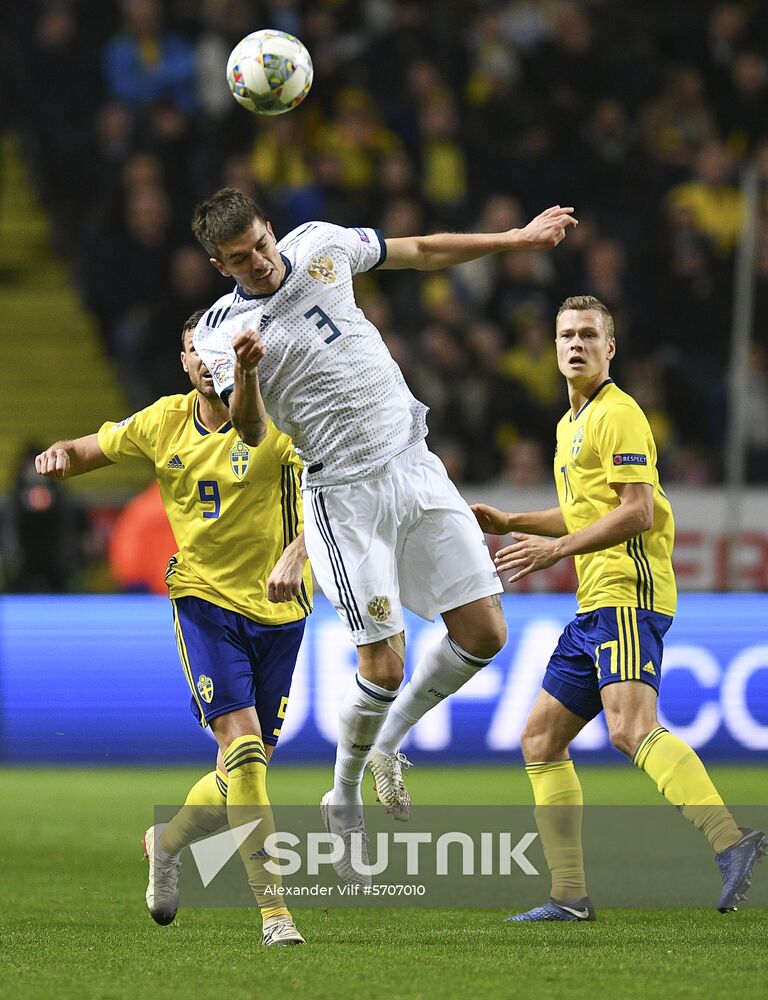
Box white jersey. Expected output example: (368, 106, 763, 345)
(193, 222, 429, 485)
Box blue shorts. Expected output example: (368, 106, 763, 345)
(542, 607, 673, 722)
(171, 596, 305, 745)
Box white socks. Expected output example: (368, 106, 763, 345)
(375, 634, 492, 755)
(331, 635, 494, 806)
(332, 673, 398, 806)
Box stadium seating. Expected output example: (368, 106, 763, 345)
(0, 135, 150, 497)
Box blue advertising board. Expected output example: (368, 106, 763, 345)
(1, 594, 766, 763)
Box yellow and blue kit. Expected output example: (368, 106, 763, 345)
(98, 391, 312, 739)
(544, 379, 676, 720)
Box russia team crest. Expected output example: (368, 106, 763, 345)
(230, 441, 250, 480)
(308, 254, 337, 284)
(366, 595, 392, 623)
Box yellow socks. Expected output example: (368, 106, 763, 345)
(159, 769, 228, 856)
(222, 734, 289, 923)
(526, 759, 587, 901)
(634, 727, 741, 853)
(525, 727, 741, 906)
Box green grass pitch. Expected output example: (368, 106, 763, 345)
(2, 764, 767, 999)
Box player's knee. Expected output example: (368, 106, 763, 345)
(607, 721, 641, 758)
(357, 639, 405, 690)
(217, 729, 262, 758)
(521, 723, 564, 763)
(210, 708, 263, 755)
(486, 617, 508, 657)
(464, 619, 507, 661)
(372, 663, 405, 689)
(520, 726, 542, 761)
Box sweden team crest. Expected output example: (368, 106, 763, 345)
(308, 255, 336, 284)
(197, 674, 214, 703)
(571, 425, 585, 460)
(230, 441, 250, 480)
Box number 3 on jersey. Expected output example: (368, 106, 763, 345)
(305, 305, 342, 344)
(198, 480, 220, 518)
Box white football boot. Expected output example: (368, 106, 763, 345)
(142, 824, 181, 925)
(262, 914, 306, 946)
(320, 792, 372, 888)
(368, 747, 413, 821)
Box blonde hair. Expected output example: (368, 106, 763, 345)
(556, 295, 615, 339)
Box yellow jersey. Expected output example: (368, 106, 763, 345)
(98, 391, 312, 624)
(554, 379, 676, 616)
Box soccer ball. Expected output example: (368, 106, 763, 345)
(226, 29, 313, 116)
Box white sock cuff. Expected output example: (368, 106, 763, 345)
(444, 633, 494, 670)
(355, 672, 399, 704)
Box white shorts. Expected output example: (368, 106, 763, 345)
(302, 441, 503, 644)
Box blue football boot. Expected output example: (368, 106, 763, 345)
(715, 827, 768, 913)
(505, 896, 596, 922)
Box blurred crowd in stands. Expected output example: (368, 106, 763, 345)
(4, 0, 768, 492)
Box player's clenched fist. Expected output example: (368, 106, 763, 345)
(232, 328, 266, 372)
(267, 539, 307, 603)
(35, 446, 70, 478)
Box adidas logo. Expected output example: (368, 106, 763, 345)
(167, 455, 185, 470)
(259, 314, 274, 331)
(642, 661, 656, 675)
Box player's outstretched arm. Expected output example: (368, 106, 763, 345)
(380, 206, 578, 271)
(267, 533, 308, 603)
(472, 503, 568, 538)
(494, 482, 653, 582)
(35, 434, 113, 479)
(229, 328, 268, 446)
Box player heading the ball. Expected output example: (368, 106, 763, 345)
(191, 187, 577, 883)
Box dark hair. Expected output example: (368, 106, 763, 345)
(191, 187, 267, 258)
(556, 295, 615, 339)
(181, 308, 207, 348)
